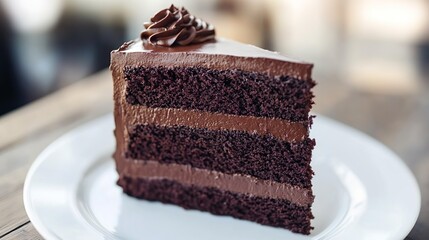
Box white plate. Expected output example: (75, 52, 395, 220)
(24, 114, 420, 240)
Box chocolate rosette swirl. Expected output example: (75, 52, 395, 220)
(141, 5, 215, 47)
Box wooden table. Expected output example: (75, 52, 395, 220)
(0, 70, 427, 239)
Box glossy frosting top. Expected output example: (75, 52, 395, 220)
(120, 38, 305, 62)
(113, 38, 313, 80)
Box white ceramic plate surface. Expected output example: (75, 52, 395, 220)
(24, 114, 420, 240)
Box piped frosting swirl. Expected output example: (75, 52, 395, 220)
(140, 5, 215, 47)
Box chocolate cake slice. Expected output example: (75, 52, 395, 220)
(111, 5, 315, 235)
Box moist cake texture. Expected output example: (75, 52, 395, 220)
(111, 5, 315, 235)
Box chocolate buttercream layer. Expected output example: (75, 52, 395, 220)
(126, 105, 307, 142)
(117, 159, 314, 206)
(112, 38, 313, 80)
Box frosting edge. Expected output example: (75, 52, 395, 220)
(124, 105, 308, 142)
(117, 159, 314, 206)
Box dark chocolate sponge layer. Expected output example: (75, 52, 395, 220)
(124, 66, 315, 121)
(118, 176, 314, 235)
(126, 124, 315, 188)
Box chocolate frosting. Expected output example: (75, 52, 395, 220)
(112, 38, 313, 80)
(126, 106, 308, 142)
(117, 159, 314, 206)
(141, 5, 215, 47)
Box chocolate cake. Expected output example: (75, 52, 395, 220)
(111, 5, 315, 235)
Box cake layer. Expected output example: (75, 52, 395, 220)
(117, 160, 313, 206)
(125, 106, 308, 142)
(118, 176, 314, 235)
(125, 66, 315, 121)
(126, 124, 315, 187)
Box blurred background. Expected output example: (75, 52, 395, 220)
(0, 0, 428, 114)
(0, 0, 428, 237)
